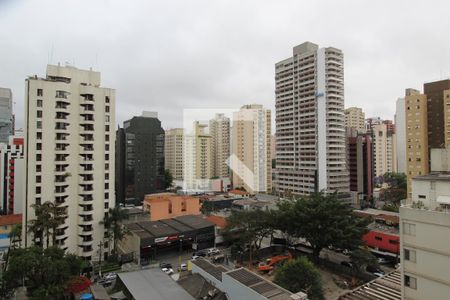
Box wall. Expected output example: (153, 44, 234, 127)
(363, 230, 399, 254)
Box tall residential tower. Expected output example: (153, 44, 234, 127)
(0, 88, 14, 143)
(24, 65, 115, 260)
(275, 42, 348, 195)
(209, 114, 230, 179)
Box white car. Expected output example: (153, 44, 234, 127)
(161, 267, 174, 275)
(104, 272, 117, 280)
(207, 248, 220, 255)
(180, 263, 188, 271)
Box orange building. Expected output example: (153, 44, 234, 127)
(143, 193, 201, 221)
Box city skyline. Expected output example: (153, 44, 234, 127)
(2, 0, 450, 130)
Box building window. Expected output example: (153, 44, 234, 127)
(36, 165, 41, 172)
(36, 154, 42, 161)
(105, 106, 110, 113)
(36, 186, 41, 194)
(105, 173, 109, 180)
(404, 248, 416, 262)
(105, 183, 109, 189)
(104, 202, 109, 209)
(181, 200, 186, 212)
(105, 144, 109, 151)
(36, 175, 41, 183)
(389, 239, 399, 245)
(169, 202, 173, 214)
(37, 121, 42, 129)
(375, 236, 382, 241)
(105, 115, 110, 122)
(104, 193, 109, 200)
(37, 99, 43, 107)
(403, 222, 416, 236)
(418, 195, 426, 199)
(105, 154, 109, 160)
(105, 125, 109, 131)
(105, 163, 109, 170)
(37, 110, 43, 118)
(105, 96, 110, 103)
(404, 275, 417, 289)
(37, 89, 43, 96)
(105, 135, 109, 141)
(36, 143, 42, 150)
(37, 132, 42, 139)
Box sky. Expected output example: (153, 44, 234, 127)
(1, 0, 450, 130)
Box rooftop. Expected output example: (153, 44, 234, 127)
(191, 258, 229, 281)
(117, 268, 194, 300)
(0, 214, 22, 226)
(338, 269, 401, 300)
(413, 172, 450, 181)
(206, 215, 227, 228)
(229, 189, 250, 196)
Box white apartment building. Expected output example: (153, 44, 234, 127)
(275, 42, 348, 195)
(183, 122, 212, 191)
(400, 148, 450, 299)
(395, 97, 407, 174)
(372, 123, 397, 177)
(24, 64, 115, 260)
(165, 128, 184, 180)
(345, 107, 365, 133)
(209, 114, 230, 178)
(230, 104, 271, 194)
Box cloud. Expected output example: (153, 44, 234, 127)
(1, 0, 450, 129)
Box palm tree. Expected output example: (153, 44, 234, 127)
(29, 202, 67, 248)
(9, 224, 22, 249)
(102, 207, 129, 256)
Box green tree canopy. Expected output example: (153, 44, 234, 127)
(103, 207, 130, 256)
(276, 192, 370, 257)
(164, 169, 173, 189)
(274, 256, 324, 300)
(2, 246, 85, 299)
(349, 248, 379, 271)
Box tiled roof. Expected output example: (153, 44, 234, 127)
(206, 215, 227, 228)
(0, 214, 22, 226)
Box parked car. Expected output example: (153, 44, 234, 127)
(193, 250, 207, 257)
(377, 257, 390, 264)
(191, 255, 200, 261)
(161, 267, 174, 275)
(207, 248, 220, 256)
(160, 262, 173, 269)
(103, 272, 117, 280)
(366, 265, 385, 276)
(179, 263, 188, 271)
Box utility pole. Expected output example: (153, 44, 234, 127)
(98, 241, 103, 278)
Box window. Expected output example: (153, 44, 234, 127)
(37, 132, 42, 139)
(37, 99, 43, 107)
(418, 195, 426, 199)
(105, 154, 109, 160)
(36, 186, 41, 194)
(37, 110, 43, 118)
(105, 163, 109, 170)
(181, 200, 186, 212)
(35, 198, 41, 205)
(169, 202, 173, 214)
(403, 222, 416, 236)
(105, 135, 109, 141)
(37, 89, 43, 96)
(105, 125, 109, 131)
(104, 202, 109, 209)
(36, 143, 42, 150)
(105, 144, 109, 151)
(105, 96, 110, 103)
(36, 165, 41, 172)
(37, 121, 42, 129)
(375, 236, 382, 241)
(104, 193, 109, 199)
(36, 154, 41, 161)
(105, 173, 109, 180)
(105, 183, 109, 189)
(404, 275, 417, 289)
(105, 106, 110, 113)
(36, 175, 41, 183)
(404, 248, 416, 262)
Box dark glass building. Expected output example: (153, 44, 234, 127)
(116, 112, 165, 205)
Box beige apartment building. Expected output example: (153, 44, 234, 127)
(183, 121, 212, 190)
(24, 64, 115, 260)
(165, 128, 184, 180)
(275, 42, 348, 195)
(209, 114, 230, 178)
(345, 107, 365, 133)
(405, 89, 429, 196)
(372, 123, 397, 177)
(444, 90, 450, 148)
(231, 104, 271, 193)
(400, 148, 450, 299)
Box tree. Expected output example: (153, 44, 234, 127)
(9, 224, 22, 249)
(28, 202, 66, 248)
(2, 246, 85, 299)
(381, 172, 407, 209)
(224, 209, 275, 264)
(274, 257, 324, 300)
(276, 192, 370, 257)
(103, 207, 130, 256)
(164, 169, 173, 189)
(349, 248, 379, 271)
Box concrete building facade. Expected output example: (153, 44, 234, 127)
(275, 42, 348, 195)
(24, 64, 115, 260)
(395, 97, 407, 174)
(372, 122, 397, 177)
(116, 112, 165, 205)
(209, 114, 230, 179)
(345, 107, 365, 133)
(400, 148, 450, 299)
(230, 104, 271, 193)
(165, 128, 184, 181)
(0, 88, 14, 144)
(0, 135, 24, 215)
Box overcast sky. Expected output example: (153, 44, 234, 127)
(1, 0, 450, 129)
